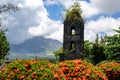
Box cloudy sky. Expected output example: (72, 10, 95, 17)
(1, 0, 120, 44)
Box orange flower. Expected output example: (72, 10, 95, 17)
(74, 60, 82, 64)
(78, 78, 82, 80)
(70, 74, 75, 77)
(32, 72, 37, 75)
(54, 74, 59, 79)
(86, 69, 91, 74)
(60, 62, 68, 67)
(99, 61, 120, 80)
(49, 65, 53, 68)
(25, 63, 29, 67)
(82, 71, 85, 75)
(40, 66, 44, 70)
(81, 76, 87, 80)
(85, 73, 90, 76)
(20, 75, 25, 80)
(61, 67, 68, 73)
(7, 75, 11, 78)
(73, 78, 77, 80)
(30, 60, 37, 64)
(14, 69, 20, 73)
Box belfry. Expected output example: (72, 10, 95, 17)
(59, 3, 84, 61)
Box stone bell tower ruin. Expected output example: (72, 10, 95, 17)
(59, 3, 84, 61)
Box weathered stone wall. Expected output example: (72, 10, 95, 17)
(60, 20, 84, 61)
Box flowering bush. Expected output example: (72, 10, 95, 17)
(0, 59, 64, 80)
(0, 59, 110, 80)
(57, 59, 108, 80)
(98, 61, 120, 80)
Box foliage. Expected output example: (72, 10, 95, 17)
(0, 59, 109, 80)
(0, 30, 9, 60)
(64, 2, 83, 22)
(1, 59, 120, 80)
(84, 40, 94, 62)
(0, 59, 64, 80)
(92, 34, 106, 64)
(83, 34, 107, 64)
(98, 61, 120, 80)
(104, 27, 120, 60)
(84, 27, 120, 64)
(53, 47, 63, 59)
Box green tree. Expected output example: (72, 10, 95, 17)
(0, 29, 9, 60)
(0, 3, 19, 61)
(53, 47, 63, 59)
(92, 34, 106, 64)
(84, 40, 94, 62)
(104, 27, 120, 60)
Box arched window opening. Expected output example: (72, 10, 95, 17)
(71, 42, 75, 52)
(72, 29, 75, 35)
(71, 26, 75, 35)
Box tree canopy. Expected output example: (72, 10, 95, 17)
(83, 27, 120, 64)
(104, 27, 120, 60)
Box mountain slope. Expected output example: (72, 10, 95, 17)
(10, 36, 62, 54)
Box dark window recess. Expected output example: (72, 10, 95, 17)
(71, 42, 75, 51)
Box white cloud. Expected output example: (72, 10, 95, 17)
(91, 0, 120, 14)
(45, 23, 63, 42)
(84, 29, 96, 41)
(80, 1, 100, 18)
(28, 20, 62, 37)
(24, 0, 43, 8)
(44, 0, 58, 6)
(2, 0, 63, 44)
(37, 9, 48, 20)
(85, 16, 120, 32)
(85, 16, 120, 41)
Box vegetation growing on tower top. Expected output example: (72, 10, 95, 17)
(65, 2, 83, 22)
